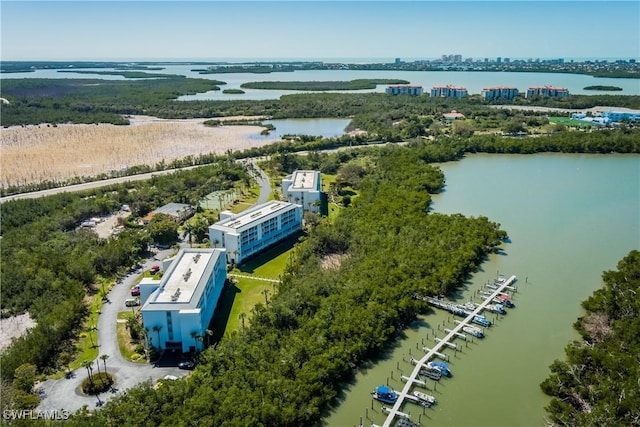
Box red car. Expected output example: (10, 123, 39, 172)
(131, 285, 140, 297)
(150, 265, 160, 274)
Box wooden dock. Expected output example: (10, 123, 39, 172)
(381, 275, 517, 427)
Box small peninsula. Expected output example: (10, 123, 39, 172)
(240, 79, 410, 91)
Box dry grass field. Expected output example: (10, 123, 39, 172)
(0, 116, 270, 187)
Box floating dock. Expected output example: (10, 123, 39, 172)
(382, 275, 517, 427)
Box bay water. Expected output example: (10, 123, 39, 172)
(324, 153, 639, 427)
(3, 66, 638, 97)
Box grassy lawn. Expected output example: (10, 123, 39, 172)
(232, 234, 299, 278)
(228, 277, 273, 334)
(67, 294, 103, 373)
(116, 311, 146, 363)
(549, 116, 596, 128)
(210, 235, 300, 340)
(209, 277, 273, 339)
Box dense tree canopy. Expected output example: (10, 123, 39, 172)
(63, 143, 507, 426)
(541, 250, 640, 426)
(0, 161, 250, 381)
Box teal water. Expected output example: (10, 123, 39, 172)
(247, 118, 351, 141)
(4, 67, 638, 97)
(324, 153, 639, 427)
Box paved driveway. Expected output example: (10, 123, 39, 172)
(37, 249, 189, 413)
(36, 163, 272, 413)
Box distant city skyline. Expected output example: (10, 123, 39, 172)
(1, 1, 639, 61)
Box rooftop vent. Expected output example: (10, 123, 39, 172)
(171, 288, 181, 301)
(194, 254, 201, 263)
(183, 268, 192, 282)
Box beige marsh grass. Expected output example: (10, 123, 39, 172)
(0, 116, 269, 187)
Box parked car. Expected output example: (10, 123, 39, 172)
(178, 361, 196, 370)
(150, 265, 160, 274)
(125, 298, 140, 307)
(131, 285, 140, 297)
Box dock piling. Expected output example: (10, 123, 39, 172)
(381, 275, 517, 427)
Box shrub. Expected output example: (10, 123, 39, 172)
(81, 372, 114, 395)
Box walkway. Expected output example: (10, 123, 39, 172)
(381, 275, 517, 427)
(228, 273, 280, 283)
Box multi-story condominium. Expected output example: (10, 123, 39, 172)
(281, 170, 325, 214)
(209, 201, 303, 265)
(526, 86, 569, 98)
(385, 84, 424, 96)
(481, 86, 520, 100)
(430, 85, 468, 98)
(140, 248, 227, 353)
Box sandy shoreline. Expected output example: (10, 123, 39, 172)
(0, 115, 272, 187)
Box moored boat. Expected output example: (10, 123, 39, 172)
(412, 390, 437, 407)
(463, 325, 484, 338)
(371, 385, 398, 404)
(473, 315, 492, 327)
(419, 367, 442, 381)
(484, 303, 506, 315)
(427, 361, 451, 377)
(497, 294, 515, 308)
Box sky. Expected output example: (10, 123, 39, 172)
(1, 1, 639, 61)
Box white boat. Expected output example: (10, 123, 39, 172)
(463, 325, 484, 338)
(412, 390, 436, 406)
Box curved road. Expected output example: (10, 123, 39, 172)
(36, 164, 272, 414)
(37, 251, 187, 413)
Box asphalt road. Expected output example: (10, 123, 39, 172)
(36, 249, 188, 413)
(34, 164, 273, 414)
(1, 166, 201, 203)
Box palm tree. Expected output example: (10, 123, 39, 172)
(195, 334, 204, 351)
(58, 351, 72, 377)
(205, 329, 214, 347)
(183, 222, 196, 248)
(238, 312, 246, 330)
(152, 325, 163, 350)
(95, 358, 101, 376)
(262, 289, 270, 306)
(81, 360, 95, 389)
(86, 326, 96, 348)
(100, 354, 109, 374)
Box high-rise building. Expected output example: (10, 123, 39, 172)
(385, 85, 424, 96)
(481, 86, 519, 100)
(430, 85, 468, 98)
(526, 86, 569, 98)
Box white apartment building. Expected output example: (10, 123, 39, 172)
(385, 84, 424, 96)
(281, 170, 322, 213)
(481, 86, 520, 100)
(140, 248, 227, 353)
(430, 85, 468, 98)
(209, 201, 302, 265)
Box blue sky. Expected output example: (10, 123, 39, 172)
(1, 1, 639, 61)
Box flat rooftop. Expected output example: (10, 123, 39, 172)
(154, 250, 213, 305)
(290, 170, 319, 191)
(216, 201, 294, 231)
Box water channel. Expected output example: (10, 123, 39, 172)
(247, 118, 352, 141)
(324, 153, 639, 427)
(4, 66, 639, 97)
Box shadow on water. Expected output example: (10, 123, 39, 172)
(320, 317, 433, 424)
